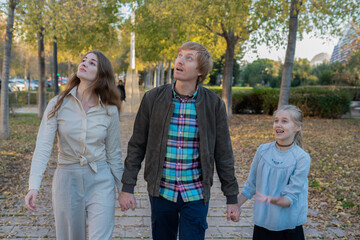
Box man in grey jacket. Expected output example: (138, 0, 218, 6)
(119, 41, 240, 240)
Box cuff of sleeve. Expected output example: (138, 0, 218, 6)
(29, 175, 41, 191)
(283, 195, 293, 206)
(122, 184, 135, 194)
(241, 189, 253, 200)
(226, 195, 238, 204)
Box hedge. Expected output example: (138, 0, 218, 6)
(9, 91, 55, 106)
(212, 87, 351, 118)
(298, 86, 360, 101)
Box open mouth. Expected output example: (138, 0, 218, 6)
(276, 129, 284, 133)
(175, 67, 183, 72)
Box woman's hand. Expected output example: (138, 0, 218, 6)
(25, 189, 38, 212)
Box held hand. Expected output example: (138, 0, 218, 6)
(118, 192, 137, 211)
(224, 204, 241, 222)
(25, 189, 38, 212)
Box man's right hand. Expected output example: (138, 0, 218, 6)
(118, 192, 137, 211)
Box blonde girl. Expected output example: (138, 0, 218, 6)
(236, 105, 310, 240)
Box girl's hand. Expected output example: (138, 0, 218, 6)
(254, 191, 272, 205)
(25, 189, 38, 212)
(254, 191, 291, 207)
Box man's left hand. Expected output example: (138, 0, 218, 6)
(225, 203, 241, 222)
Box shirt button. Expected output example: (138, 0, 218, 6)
(180, 115, 183, 118)
(177, 177, 181, 181)
(178, 147, 181, 149)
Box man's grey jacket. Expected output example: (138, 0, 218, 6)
(121, 84, 239, 204)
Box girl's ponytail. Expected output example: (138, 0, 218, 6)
(294, 130, 303, 148)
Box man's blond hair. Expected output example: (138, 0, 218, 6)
(178, 42, 213, 84)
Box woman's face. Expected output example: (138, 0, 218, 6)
(76, 53, 98, 82)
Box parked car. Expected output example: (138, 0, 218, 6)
(9, 78, 26, 91)
(29, 79, 39, 90)
(58, 77, 68, 86)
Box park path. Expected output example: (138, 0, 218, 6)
(0, 109, 350, 239)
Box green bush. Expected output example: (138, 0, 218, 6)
(232, 92, 263, 114)
(290, 88, 350, 118)
(210, 87, 351, 118)
(253, 88, 279, 115)
(8, 91, 55, 106)
(348, 88, 360, 101)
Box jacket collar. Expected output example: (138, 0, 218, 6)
(172, 81, 198, 101)
(167, 83, 203, 104)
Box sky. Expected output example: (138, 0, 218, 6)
(118, 4, 342, 64)
(242, 33, 339, 63)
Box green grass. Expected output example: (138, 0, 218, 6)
(204, 85, 253, 92)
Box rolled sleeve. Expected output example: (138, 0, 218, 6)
(105, 106, 123, 192)
(280, 153, 311, 206)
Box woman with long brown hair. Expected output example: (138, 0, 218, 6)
(25, 50, 123, 240)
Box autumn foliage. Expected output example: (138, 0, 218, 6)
(0, 114, 359, 237)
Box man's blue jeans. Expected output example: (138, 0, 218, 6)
(149, 194, 209, 240)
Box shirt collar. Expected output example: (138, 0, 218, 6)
(172, 81, 198, 101)
(68, 86, 104, 108)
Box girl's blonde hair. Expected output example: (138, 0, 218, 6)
(273, 105, 304, 148)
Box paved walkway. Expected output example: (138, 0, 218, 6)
(12, 106, 38, 114)
(0, 109, 351, 239)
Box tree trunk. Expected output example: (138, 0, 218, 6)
(144, 67, 153, 89)
(154, 63, 161, 88)
(153, 65, 157, 88)
(24, 60, 28, 90)
(0, 0, 17, 140)
(222, 31, 237, 117)
(68, 60, 72, 80)
(278, 0, 300, 108)
(53, 35, 59, 95)
(160, 62, 165, 86)
(38, 28, 46, 118)
(149, 66, 154, 88)
(144, 68, 149, 89)
(166, 60, 172, 84)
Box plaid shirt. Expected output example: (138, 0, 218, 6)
(159, 85, 204, 202)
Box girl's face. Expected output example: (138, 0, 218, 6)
(273, 110, 301, 145)
(76, 53, 98, 82)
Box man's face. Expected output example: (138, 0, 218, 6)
(174, 49, 201, 83)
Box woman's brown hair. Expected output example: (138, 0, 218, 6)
(48, 50, 120, 119)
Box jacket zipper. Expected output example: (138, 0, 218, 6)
(153, 102, 174, 194)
